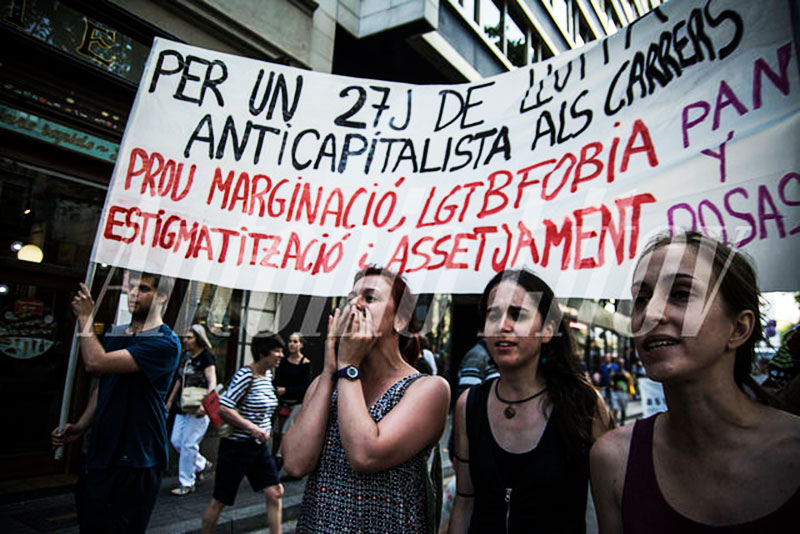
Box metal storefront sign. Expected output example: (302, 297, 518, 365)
(1, 0, 150, 85)
(0, 104, 119, 162)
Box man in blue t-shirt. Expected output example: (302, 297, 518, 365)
(52, 271, 181, 533)
(599, 352, 619, 405)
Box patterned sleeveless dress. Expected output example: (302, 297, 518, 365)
(296, 373, 430, 533)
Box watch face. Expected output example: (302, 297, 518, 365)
(346, 366, 359, 379)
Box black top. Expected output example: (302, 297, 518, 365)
(273, 357, 312, 403)
(466, 379, 588, 533)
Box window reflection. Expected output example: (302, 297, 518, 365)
(0, 157, 105, 271)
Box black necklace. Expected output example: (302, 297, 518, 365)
(494, 381, 547, 419)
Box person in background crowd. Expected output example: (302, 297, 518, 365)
(416, 338, 435, 375)
(165, 324, 216, 495)
(765, 320, 800, 405)
(456, 339, 500, 396)
(579, 359, 593, 386)
(609, 357, 632, 425)
(51, 272, 180, 533)
(631, 357, 646, 399)
(432, 340, 446, 378)
(420, 336, 439, 375)
(272, 332, 312, 468)
(284, 266, 450, 533)
(599, 353, 618, 406)
(591, 231, 800, 533)
(449, 269, 611, 534)
(202, 332, 284, 534)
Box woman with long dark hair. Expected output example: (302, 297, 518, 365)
(283, 266, 450, 533)
(449, 269, 611, 533)
(591, 231, 800, 532)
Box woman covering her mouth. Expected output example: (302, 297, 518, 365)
(283, 266, 450, 533)
(590, 231, 800, 533)
(448, 269, 611, 534)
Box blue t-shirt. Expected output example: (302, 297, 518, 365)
(599, 362, 619, 387)
(85, 324, 181, 469)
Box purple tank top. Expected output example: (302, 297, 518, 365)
(622, 414, 800, 533)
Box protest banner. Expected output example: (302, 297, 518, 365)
(91, 0, 799, 297)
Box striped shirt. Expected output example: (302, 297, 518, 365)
(219, 367, 278, 441)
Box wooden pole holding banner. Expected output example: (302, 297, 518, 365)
(55, 264, 120, 460)
(54, 263, 95, 461)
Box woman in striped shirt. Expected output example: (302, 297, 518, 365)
(201, 331, 284, 534)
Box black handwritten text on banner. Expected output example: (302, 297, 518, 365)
(92, 0, 799, 297)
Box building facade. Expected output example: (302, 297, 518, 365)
(0, 0, 653, 489)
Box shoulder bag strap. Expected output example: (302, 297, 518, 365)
(232, 367, 256, 409)
(425, 441, 443, 534)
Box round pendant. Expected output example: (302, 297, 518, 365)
(504, 406, 516, 419)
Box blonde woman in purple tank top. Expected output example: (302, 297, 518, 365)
(591, 232, 800, 533)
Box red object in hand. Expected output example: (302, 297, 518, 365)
(202, 390, 225, 429)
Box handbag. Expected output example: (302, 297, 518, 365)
(202, 386, 225, 429)
(277, 403, 292, 418)
(180, 358, 208, 413)
(201, 370, 255, 437)
(202, 386, 232, 437)
(181, 386, 207, 413)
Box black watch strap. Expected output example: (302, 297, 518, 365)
(333, 365, 361, 381)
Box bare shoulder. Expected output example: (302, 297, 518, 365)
(765, 408, 800, 451)
(591, 422, 635, 473)
(750, 407, 800, 496)
(406, 374, 450, 404)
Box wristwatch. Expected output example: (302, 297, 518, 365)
(333, 365, 361, 381)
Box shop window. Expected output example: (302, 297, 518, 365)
(0, 273, 79, 477)
(0, 157, 105, 271)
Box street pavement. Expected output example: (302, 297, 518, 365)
(1, 402, 642, 533)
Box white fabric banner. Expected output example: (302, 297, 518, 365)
(92, 0, 800, 296)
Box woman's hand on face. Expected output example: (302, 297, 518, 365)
(337, 306, 375, 366)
